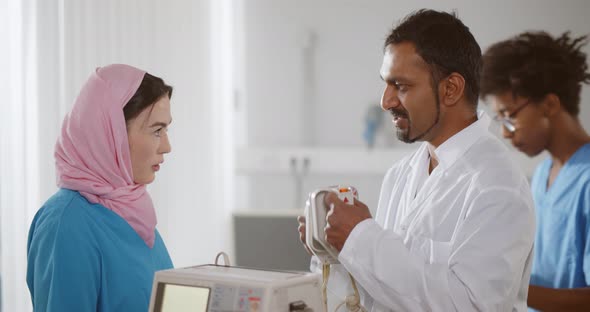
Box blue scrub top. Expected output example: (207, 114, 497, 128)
(530, 143, 590, 289)
(27, 189, 173, 312)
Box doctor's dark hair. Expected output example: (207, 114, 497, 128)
(123, 72, 173, 123)
(481, 31, 590, 116)
(384, 9, 482, 106)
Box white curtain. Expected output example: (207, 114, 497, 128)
(0, 0, 63, 311)
(1, 1, 234, 311)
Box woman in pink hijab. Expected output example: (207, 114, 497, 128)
(26, 64, 174, 311)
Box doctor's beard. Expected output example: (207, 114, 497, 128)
(392, 93, 441, 144)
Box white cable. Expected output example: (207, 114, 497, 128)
(330, 273, 367, 312)
(333, 294, 368, 312)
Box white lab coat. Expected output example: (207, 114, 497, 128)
(315, 113, 535, 312)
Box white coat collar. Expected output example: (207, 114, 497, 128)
(407, 110, 491, 172)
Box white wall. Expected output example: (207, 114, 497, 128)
(242, 0, 590, 147)
(238, 0, 590, 213)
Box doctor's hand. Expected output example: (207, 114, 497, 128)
(324, 192, 372, 252)
(297, 215, 313, 256)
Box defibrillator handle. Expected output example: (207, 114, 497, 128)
(304, 186, 357, 265)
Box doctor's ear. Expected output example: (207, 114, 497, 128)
(439, 73, 465, 107)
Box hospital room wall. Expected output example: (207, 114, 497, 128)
(237, 0, 590, 215)
(242, 0, 590, 147)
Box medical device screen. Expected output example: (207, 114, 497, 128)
(154, 283, 210, 312)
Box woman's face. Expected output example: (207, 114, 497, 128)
(127, 96, 172, 184)
(489, 92, 550, 157)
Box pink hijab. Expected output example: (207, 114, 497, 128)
(55, 64, 157, 248)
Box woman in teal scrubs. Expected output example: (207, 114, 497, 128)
(27, 64, 174, 311)
(481, 32, 590, 311)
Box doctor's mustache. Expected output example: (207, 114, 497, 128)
(388, 108, 408, 119)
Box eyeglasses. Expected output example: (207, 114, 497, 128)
(493, 99, 531, 133)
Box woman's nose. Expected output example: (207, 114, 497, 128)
(159, 132, 171, 154)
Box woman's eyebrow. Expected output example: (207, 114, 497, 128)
(148, 120, 172, 128)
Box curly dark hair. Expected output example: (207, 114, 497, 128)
(385, 9, 482, 106)
(481, 31, 590, 116)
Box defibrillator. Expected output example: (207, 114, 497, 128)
(304, 186, 367, 312)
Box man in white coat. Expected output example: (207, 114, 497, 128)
(298, 9, 535, 311)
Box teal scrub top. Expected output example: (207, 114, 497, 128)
(27, 189, 173, 311)
(530, 144, 590, 289)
